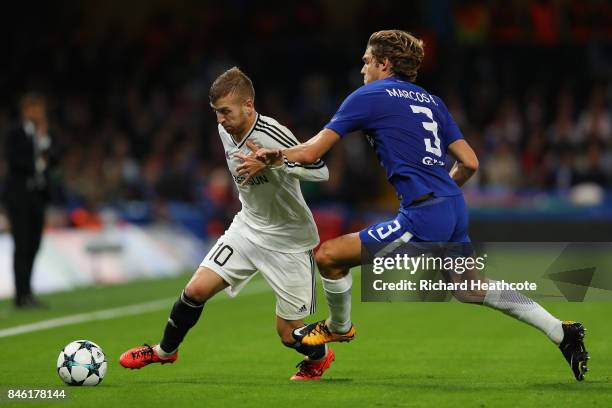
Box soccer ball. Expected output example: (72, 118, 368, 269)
(57, 340, 107, 386)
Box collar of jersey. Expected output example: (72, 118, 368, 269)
(388, 76, 406, 84)
(230, 113, 259, 148)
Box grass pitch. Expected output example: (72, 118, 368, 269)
(0, 270, 610, 408)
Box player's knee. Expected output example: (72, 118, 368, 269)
(184, 281, 213, 303)
(315, 242, 340, 278)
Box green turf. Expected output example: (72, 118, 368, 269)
(0, 270, 610, 408)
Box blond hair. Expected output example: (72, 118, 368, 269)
(367, 30, 424, 82)
(209, 67, 255, 103)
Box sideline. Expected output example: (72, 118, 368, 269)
(0, 281, 271, 339)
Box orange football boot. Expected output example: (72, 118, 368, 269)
(290, 348, 335, 380)
(296, 320, 356, 346)
(119, 344, 178, 369)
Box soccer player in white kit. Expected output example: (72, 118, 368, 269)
(120, 67, 335, 380)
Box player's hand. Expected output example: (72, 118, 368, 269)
(245, 140, 262, 155)
(234, 150, 267, 186)
(252, 143, 283, 166)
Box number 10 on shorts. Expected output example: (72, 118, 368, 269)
(208, 243, 234, 267)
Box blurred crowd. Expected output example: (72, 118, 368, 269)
(0, 0, 611, 231)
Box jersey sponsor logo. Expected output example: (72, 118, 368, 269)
(422, 156, 446, 166)
(385, 88, 438, 106)
(232, 174, 270, 186)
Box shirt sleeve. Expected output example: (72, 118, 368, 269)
(272, 158, 329, 182)
(257, 118, 329, 182)
(324, 87, 371, 137)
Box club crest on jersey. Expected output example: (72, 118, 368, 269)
(225, 150, 231, 159)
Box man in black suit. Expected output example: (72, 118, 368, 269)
(3, 93, 53, 308)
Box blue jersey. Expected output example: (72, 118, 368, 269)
(325, 77, 463, 205)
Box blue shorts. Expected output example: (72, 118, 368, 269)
(359, 195, 470, 245)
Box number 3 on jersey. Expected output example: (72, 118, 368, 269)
(369, 219, 401, 241)
(410, 105, 442, 157)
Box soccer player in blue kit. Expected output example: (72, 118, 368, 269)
(245, 30, 589, 381)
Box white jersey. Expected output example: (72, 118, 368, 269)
(218, 113, 328, 253)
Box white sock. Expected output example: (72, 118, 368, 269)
(155, 344, 177, 358)
(321, 273, 353, 333)
(483, 280, 564, 344)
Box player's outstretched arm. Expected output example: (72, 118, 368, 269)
(448, 139, 479, 187)
(256, 128, 340, 165)
(235, 140, 329, 185)
(278, 157, 329, 182)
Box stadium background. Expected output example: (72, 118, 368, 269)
(1, 0, 612, 245)
(0, 2, 611, 406)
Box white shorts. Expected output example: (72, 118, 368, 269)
(200, 226, 317, 321)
